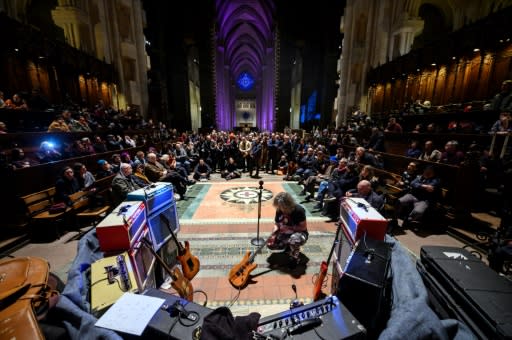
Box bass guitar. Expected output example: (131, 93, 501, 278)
(229, 238, 268, 289)
(312, 222, 342, 301)
(141, 238, 194, 302)
(160, 214, 200, 281)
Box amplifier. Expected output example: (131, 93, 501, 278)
(146, 202, 180, 252)
(96, 201, 146, 252)
(339, 197, 387, 245)
(127, 182, 174, 216)
(128, 227, 156, 292)
(90, 252, 138, 317)
(333, 236, 392, 337)
(141, 288, 213, 340)
(256, 295, 366, 339)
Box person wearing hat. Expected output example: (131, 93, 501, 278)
(96, 159, 113, 179)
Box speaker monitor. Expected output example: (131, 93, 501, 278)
(333, 236, 392, 337)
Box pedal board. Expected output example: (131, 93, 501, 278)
(90, 252, 138, 317)
(256, 295, 366, 339)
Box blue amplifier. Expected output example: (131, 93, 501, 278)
(127, 182, 174, 215)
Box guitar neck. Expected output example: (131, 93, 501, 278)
(141, 238, 177, 281)
(160, 214, 185, 253)
(248, 239, 268, 263)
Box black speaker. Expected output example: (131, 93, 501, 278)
(140, 288, 213, 340)
(334, 236, 392, 337)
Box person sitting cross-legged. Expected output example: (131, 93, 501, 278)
(193, 158, 212, 181)
(221, 157, 241, 180)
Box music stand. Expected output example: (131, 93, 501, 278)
(251, 180, 266, 246)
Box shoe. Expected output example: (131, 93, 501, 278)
(313, 203, 322, 210)
(324, 196, 336, 203)
(299, 190, 306, 196)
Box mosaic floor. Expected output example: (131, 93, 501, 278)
(173, 179, 337, 315)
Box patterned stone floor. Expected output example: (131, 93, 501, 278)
(173, 178, 337, 314)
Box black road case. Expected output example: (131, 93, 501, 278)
(417, 246, 512, 340)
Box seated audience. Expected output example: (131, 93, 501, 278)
(47, 115, 70, 132)
(54, 166, 80, 206)
(440, 140, 465, 165)
(5, 93, 28, 110)
(405, 140, 422, 159)
(490, 111, 511, 134)
(384, 117, 402, 133)
(10, 147, 39, 169)
(395, 165, 440, 226)
(418, 141, 442, 162)
(0, 121, 6, 134)
(111, 163, 144, 205)
(346, 179, 384, 211)
(36, 141, 62, 163)
(491, 80, 512, 112)
(193, 158, 212, 181)
(96, 159, 113, 179)
(221, 157, 241, 180)
(73, 162, 96, 190)
(133, 162, 151, 186)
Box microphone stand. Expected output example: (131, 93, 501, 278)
(251, 180, 265, 246)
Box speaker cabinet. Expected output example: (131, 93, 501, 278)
(333, 236, 392, 337)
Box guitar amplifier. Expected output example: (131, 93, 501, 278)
(256, 295, 365, 339)
(96, 201, 146, 252)
(90, 252, 138, 317)
(128, 227, 157, 292)
(333, 236, 392, 337)
(126, 182, 174, 216)
(146, 201, 180, 252)
(339, 197, 387, 245)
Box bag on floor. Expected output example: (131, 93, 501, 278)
(0, 256, 59, 340)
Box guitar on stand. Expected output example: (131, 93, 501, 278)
(160, 214, 200, 281)
(312, 222, 342, 301)
(141, 238, 194, 302)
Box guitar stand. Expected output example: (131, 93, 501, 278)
(251, 180, 266, 247)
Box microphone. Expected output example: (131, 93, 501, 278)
(259, 180, 264, 186)
(290, 284, 303, 309)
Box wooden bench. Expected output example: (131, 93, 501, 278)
(20, 187, 72, 239)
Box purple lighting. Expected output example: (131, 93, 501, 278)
(215, 0, 276, 131)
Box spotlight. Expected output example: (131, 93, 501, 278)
(14, 48, 19, 52)
(416, 68, 420, 72)
(431, 63, 436, 66)
(473, 48, 480, 52)
(452, 56, 457, 60)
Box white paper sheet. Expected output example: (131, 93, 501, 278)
(95, 292, 165, 335)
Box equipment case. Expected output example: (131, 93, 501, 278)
(417, 246, 512, 340)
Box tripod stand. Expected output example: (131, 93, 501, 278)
(251, 180, 266, 246)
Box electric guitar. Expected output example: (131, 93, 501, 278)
(312, 222, 342, 301)
(141, 238, 194, 301)
(160, 214, 200, 281)
(229, 239, 268, 289)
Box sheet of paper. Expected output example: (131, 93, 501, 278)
(95, 292, 165, 335)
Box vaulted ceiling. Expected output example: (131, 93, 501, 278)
(215, 0, 275, 80)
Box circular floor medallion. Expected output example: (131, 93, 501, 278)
(220, 186, 273, 204)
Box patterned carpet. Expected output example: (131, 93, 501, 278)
(173, 180, 338, 312)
